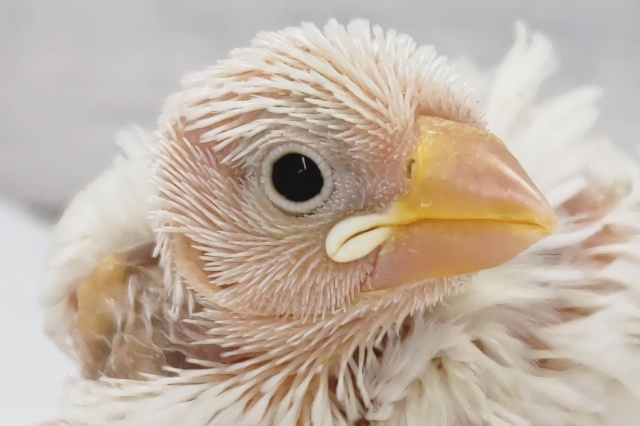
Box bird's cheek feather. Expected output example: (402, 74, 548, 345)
(326, 116, 557, 290)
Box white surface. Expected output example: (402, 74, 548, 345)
(0, 200, 73, 425)
(1, 0, 639, 211)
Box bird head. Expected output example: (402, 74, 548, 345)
(153, 20, 556, 328)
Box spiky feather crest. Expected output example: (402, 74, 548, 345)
(160, 19, 481, 164)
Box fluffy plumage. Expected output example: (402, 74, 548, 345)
(42, 20, 640, 425)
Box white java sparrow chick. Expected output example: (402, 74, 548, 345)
(41, 20, 640, 426)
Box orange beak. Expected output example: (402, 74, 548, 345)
(326, 116, 557, 290)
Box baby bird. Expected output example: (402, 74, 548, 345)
(42, 20, 640, 425)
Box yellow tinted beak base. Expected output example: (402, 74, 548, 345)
(325, 116, 557, 291)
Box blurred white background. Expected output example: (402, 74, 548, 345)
(0, 1, 638, 424)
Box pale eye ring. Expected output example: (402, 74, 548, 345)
(262, 143, 334, 215)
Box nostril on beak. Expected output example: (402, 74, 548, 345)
(406, 159, 416, 179)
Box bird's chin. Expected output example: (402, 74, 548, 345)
(355, 271, 468, 314)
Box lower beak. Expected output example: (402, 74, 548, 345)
(325, 116, 557, 291)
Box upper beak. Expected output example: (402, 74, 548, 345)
(325, 116, 557, 291)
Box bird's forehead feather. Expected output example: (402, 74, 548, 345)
(159, 19, 482, 167)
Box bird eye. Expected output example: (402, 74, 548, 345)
(262, 144, 334, 215)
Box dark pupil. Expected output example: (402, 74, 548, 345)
(272, 153, 324, 202)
